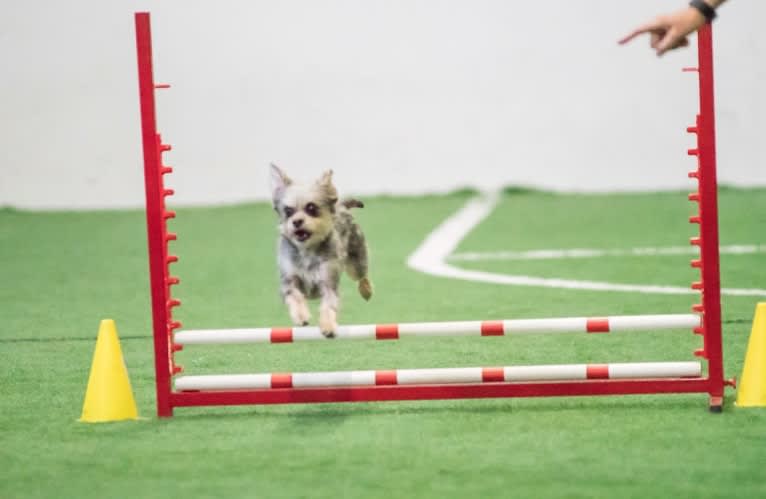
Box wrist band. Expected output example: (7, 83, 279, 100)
(689, 0, 717, 22)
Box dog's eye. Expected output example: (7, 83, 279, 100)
(284, 206, 295, 218)
(305, 203, 319, 217)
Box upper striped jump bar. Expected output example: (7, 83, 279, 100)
(174, 313, 700, 345)
(174, 361, 702, 391)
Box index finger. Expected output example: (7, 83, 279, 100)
(618, 21, 659, 45)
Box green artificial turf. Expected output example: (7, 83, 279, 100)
(1, 189, 765, 499)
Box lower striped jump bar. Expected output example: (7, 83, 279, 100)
(174, 313, 700, 345)
(174, 361, 701, 391)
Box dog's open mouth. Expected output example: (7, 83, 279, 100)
(294, 229, 312, 242)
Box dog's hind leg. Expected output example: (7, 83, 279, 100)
(344, 226, 373, 301)
(356, 276, 373, 301)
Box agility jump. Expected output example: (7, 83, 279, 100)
(135, 12, 731, 417)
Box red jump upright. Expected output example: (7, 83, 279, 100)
(135, 13, 732, 417)
(135, 12, 183, 418)
(687, 23, 726, 409)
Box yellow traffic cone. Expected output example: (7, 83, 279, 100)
(79, 319, 140, 422)
(736, 302, 766, 407)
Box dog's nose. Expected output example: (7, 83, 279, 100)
(292, 218, 303, 228)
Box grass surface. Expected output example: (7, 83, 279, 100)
(1, 189, 765, 499)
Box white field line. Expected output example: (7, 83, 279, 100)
(406, 193, 766, 297)
(449, 245, 766, 262)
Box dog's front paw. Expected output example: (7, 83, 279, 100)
(287, 298, 312, 327)
(290, 312, 311, 327)
(319, 309, 337, 338)
(321, 328, 335, 338)
(293, 313, 311, 327)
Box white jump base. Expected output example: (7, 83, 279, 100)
(174, 361, 702, 391)
(174, 314, 700, 345)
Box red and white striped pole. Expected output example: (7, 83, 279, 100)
(174, 314, 700, 345)
(174, 361, 702, 391)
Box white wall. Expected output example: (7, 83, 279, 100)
(1, 0, 763, 209)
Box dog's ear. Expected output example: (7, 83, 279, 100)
(317, 169, 334, 187)
(316, 169, 338, 206)
(270, 163, 292, 207)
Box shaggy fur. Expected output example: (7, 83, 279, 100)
(270, 163, 372, 337)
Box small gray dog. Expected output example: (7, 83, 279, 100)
(270, 163, 372, 337)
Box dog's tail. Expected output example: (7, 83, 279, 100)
(341, 198, 365, 209)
